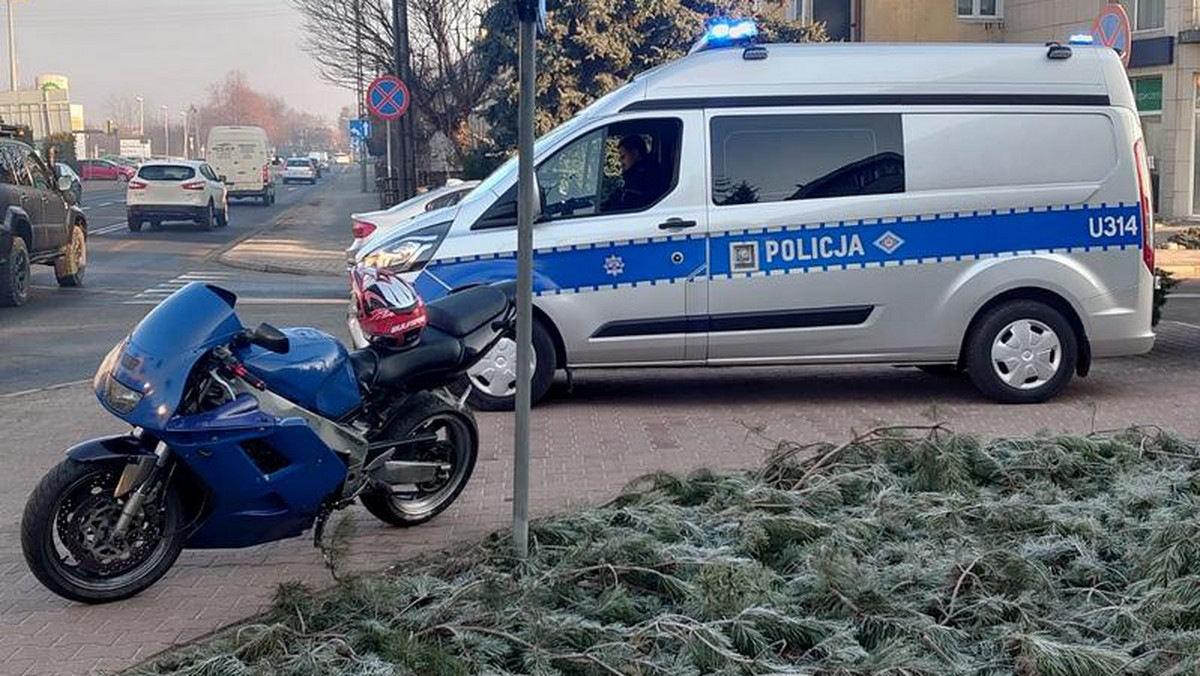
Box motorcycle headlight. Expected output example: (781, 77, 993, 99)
(101, 373, 144, 414)
(361, 221, 451, 272)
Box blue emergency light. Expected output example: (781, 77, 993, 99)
(1068, 34, 1095, 45)
(690, 18, 760, 54)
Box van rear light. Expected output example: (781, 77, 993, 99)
(128, 180, 148, 190)
(181, 180, 206, 191)
(1134, 139, 1155, 273)
(352, 219, 377, 239)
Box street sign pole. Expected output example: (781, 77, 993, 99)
(512, 0, 542, 562)
(385, 119, 393, 180)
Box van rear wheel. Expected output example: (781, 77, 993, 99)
(965, 300, 1077, 404)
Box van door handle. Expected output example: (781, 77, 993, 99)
(658, 219, 697, 231)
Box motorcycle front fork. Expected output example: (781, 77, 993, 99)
(113, 439, 172, 537)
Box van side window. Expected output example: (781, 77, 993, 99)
(710, 114, 905, 206)
(22, 148, 50, 190)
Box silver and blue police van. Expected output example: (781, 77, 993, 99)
(355, 24, 1156, 409)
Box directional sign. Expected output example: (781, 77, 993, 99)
(366, 75, 410, 121)
(1092, 3, 1132, 68)
(349, 118, 371, 141)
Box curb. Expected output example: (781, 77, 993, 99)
(218, 254, 346, 278)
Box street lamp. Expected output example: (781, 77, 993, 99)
(135, 96, 144, 136)
(161, 105, 169, 157)
(180, 110, 189, 158)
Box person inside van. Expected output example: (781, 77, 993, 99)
(604, 135, 670, 212)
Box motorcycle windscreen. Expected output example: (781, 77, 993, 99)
(95, 283, 245, 427)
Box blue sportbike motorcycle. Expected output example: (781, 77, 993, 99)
(22, 281, 514, 603)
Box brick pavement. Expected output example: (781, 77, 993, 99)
(0, 319, 1198, 675)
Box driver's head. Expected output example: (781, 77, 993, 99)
(618, 135, 649, 172)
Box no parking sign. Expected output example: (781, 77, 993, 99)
(1091, 3, 1132, 68)
(365, 75, 410, 121)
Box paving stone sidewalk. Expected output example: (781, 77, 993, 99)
(1, 319, 1199, 675)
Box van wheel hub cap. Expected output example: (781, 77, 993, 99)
(468, 338, 535, 398)
(991, 319, 1061, 391)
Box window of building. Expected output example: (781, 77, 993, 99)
(710, 114, 905, 206)
(1119, 0, 1165, 32)
(957, 0, 1002, 20)
(787, 0, 853, 41)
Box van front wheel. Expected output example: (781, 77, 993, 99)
(965, 300, 1077, 404)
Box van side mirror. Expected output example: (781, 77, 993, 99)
(219, 175, 228, 183)
(56, 175, 74, 194)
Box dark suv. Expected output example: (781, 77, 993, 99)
(0, 135, 88, 306)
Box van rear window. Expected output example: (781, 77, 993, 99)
(904, 113, 1118, 192)
(710, 114, 905, 205)
(287, 159, 310, 167)
(138, 165, 196, 181)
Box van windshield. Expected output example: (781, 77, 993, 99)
(463, 112, 593, 203)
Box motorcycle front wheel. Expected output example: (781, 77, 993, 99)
(360, 392, 478, 527)
(21, 458, 185, 604)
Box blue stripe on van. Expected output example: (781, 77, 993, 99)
(415, 204, 1142, 300)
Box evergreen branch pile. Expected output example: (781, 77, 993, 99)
(136, 427, 1200, 675)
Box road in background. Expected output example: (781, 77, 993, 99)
(0, 173, 353, 394)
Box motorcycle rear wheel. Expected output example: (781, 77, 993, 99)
(360, 392, 478, 527)
(21, 458, 185, 604)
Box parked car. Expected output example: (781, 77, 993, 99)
(53, 163, 83, 205)
(126, 160, 229, 232)
(354, 35, 1156, 411)
(0, 137, 88, 306)
(283, 157, 317, 184)
(347, 180, 479, 262)
(205, 126, 275, 205)
(79, 158, 135, 182)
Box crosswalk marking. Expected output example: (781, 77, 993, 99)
(128, 270, 237, 303)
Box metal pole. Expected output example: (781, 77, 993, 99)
(393, 0, 415, 199)
(385, 118, 393, 179)
(162, 106, 169, 157)
(136, 96, 145, 137)
(7, 0, 16, 92)
(512, 16, 536, 562)
(356, 0, 368, 193)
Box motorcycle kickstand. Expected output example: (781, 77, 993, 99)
(312, 507, 332, 548)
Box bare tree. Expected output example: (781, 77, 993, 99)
(292, 0, 489, 167)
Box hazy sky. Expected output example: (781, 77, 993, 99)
(3, 0, 352, 124)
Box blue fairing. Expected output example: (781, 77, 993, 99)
(96, 283, 244, 428)
(241, 328, 361, 419)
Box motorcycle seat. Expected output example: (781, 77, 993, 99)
(426, 286, 509, 338)
(350, 327, 464, 391)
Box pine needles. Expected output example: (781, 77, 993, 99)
(133, 427, 1200, 675)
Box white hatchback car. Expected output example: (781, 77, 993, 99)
(127, 160, 229, 232)
(283, 157, 318, 184)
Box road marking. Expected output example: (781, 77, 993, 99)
(129, 270, 237, 302)
(1170, 293, 1200, 299)
(1166, 320, 1200, 331)
(122, 297, 347, 306)
(91, 221, 129, 236)
(0, 379, 91, 399)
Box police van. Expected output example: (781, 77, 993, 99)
(356, 26, 1156, 409)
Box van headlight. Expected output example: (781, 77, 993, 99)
(360, 221, 451, 272)
(101, 373, 144, 414)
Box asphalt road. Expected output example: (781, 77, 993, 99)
(0, 176, 350, 395)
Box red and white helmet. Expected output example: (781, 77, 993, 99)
(351, 266, 427, 348)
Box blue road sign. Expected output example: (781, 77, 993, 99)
(349, 118, 371, 140)
(366, 76, 410, 121)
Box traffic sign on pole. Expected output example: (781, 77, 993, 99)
(365, 75, 410, 121)
(1091, 3, 1132, 68)
(349, 118, 371, 141)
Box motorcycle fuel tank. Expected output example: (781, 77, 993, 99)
(241, 328, 362, 419)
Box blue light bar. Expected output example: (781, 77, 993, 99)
(692, 18, 760, 54)
(1069, 34, 1095, 45)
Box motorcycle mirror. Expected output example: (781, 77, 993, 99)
(252, 323, 290, 354)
